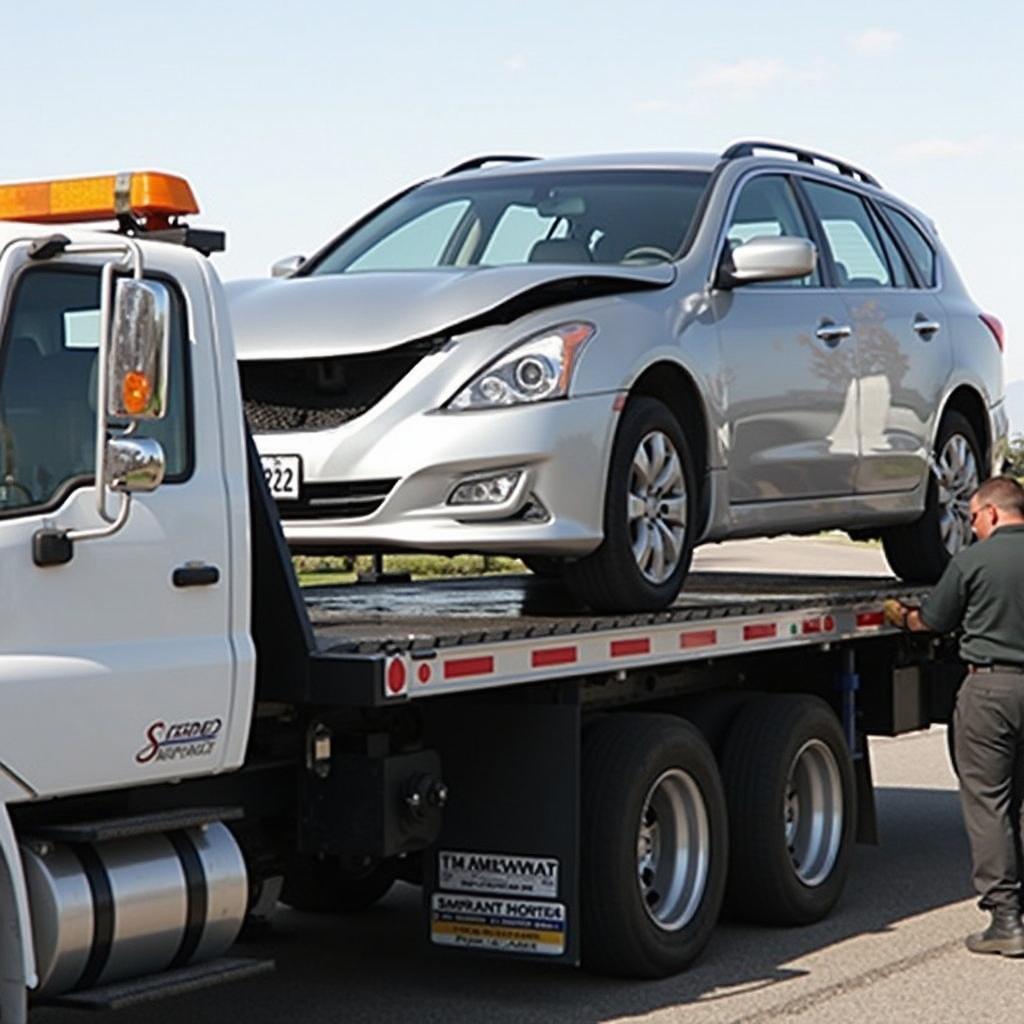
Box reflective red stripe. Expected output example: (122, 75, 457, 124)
(681, 629, 717, 649)
(532, 646, 578, 668)
(743, 623, 777, 641)
(856, 611, 885, 628)
(611, 638, 650, 657)
(443, 656, 495, 680)
(802, 617, 822, 634)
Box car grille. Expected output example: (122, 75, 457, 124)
(241, 339, 441, 433)
(277, 479, 398, 520)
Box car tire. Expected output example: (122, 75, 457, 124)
(720, 695, 855, 925)
(882, 411, 984, 583)
(564, 397, 696, 612)
(280, 855, 396, 913)
(581, 713, 728, 978)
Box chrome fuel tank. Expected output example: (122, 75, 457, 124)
(21, 821, 247, 997)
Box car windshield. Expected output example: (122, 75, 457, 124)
(308, 169, 711, 275)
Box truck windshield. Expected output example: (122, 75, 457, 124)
(308, 169, 710, 275)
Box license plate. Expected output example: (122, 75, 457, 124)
(261, 454, 301, 500)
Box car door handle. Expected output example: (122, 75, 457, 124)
(815, 322, 852, 344)
(913, 317, 941, 337)
(172, 563, 221, 588)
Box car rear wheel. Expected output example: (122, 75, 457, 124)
(882, 411, 983, 582)
(564, 397, 696, 612)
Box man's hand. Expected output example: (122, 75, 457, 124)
(884, 598, 908, 628)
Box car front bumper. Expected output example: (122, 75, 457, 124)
(255, 393, 622, 555)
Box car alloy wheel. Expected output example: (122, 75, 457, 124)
(627, 430, 688, 585)
(934, 433, 979, 557)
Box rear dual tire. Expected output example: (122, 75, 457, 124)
(581, 714, 727, 977)
(720, 695, 855, 925)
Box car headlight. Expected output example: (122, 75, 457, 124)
(446, 322, 595, 411)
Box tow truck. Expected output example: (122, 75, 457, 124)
(0, 173, 972, 1022)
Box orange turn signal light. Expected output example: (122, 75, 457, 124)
(122, 371, 153, 416)
(0, 171, 198, 226)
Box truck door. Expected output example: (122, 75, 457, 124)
(0, 248, 243, 798)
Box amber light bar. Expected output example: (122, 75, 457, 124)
(0, 171, 199, 228)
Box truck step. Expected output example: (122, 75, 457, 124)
(39, 956, 274, 1011)
(27, 805, 243, 843)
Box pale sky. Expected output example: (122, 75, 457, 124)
(3, 2, 1022, 396)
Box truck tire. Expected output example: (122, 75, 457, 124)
(720, 695, 854, 925)
(280, 855, 396, 913)
(882, 411, 983, 583)
(564, 397, 696, 612)
(581, 713, 728, 977)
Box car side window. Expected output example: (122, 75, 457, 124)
(873, 210, 914, 288)
(880, 206, 936, 287)
(725, 175, 820, 287)
(801, 181, 892, 288)
(0, 267, 192, 516)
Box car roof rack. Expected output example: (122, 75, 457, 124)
(721, 140, 881, 187)
(443, 154, 540, 176)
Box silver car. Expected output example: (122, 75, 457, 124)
(229, 142, 1008, 611)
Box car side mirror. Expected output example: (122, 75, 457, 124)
(716, 236, 817, 289)
(271, 254, 306, 278)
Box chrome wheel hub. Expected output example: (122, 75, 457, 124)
(636, 768, 710, 931)
(934, 434, 979, 556)
(627, 431, 687, 585)
(784, 739, 843, 887)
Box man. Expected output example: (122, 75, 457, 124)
(885, 476, 1024, 956)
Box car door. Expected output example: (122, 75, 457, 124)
(0, 246, 240, 798)
(799, 179, 951, 494)
(714, 173, 859, 502)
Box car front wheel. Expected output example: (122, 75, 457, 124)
(564, 397, 696, 612)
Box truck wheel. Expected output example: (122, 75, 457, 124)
(280, 855, 396, 913)
(581, 713, 727, 977)
(565, 397, 696, 612)
(882, 411, 983, 582)
(720, 695, 854, 925)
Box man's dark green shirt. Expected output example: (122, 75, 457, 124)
(920, 523, 1024, 665)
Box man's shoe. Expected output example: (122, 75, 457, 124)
(965, 909, 1024, 956)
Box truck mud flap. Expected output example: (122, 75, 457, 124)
(420, 686, 580, 965)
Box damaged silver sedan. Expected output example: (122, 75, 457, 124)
(229, 143, 1007, 611)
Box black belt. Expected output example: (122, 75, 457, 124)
(968, 663, 1024, 674)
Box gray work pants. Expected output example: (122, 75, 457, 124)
(954, 671, 1024, 912)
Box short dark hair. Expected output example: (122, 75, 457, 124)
(973, 476, 1024, 516)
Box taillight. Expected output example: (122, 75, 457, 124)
(980, 313, 1005, 352)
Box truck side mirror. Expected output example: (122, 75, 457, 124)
(107, 279, 171, 421)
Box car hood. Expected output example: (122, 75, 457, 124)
(227, 264, 675, 360)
